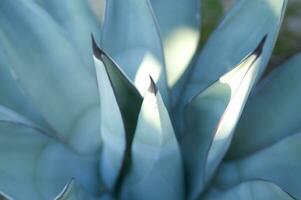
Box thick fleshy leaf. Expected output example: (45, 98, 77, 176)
(0, 0, 100, 151)
(92, 39, 143, 191)
(0, 105, 52, 137)
(182, 37, 266, 199)
(120, 79, 183, 200)
(0, 52, 49, 130)
(93, 39, 143, 141)
(150, 0, 201, 87)
(227, 53, 301, 159)
(35, 0, 102, 71)
(175, 0, 287, 118)
(54, 179, 98, 200)
(215, 132, 301, 199)
(0, 122, 100, 200)
(93, 45, 126, 191)
(205, 180, 295, 200)
(101, 0, 169, 103)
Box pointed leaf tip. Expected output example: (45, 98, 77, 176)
(254, 34, 268, 57)
(176, 0, 287, 114)
(91, 34, 103, 59)
(148, 75, 158, 94)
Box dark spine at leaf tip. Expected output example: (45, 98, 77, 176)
(254, 34, 268, 57)
(91, 34, 104, 59)
(148, 75, 158, 95)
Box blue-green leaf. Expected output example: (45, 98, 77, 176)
(0, 0, 100, 151)
(0, 1, 58, 132)
(150, 0, 201, 88)
(0, 52, 49, 130)
(34, 0, 102, 71)
(215, 132, 301, 199)
(55, 179, 98, 200)
(101, 0, 169, 104)
(121, 79, 183, 200)
(0, 105, 51, 135)
(183, 37, 266, 199)
(177, 0, 287, 112)
(92, 39, 143, 191)
(0, 122, 99, 200)
(93, 43, 126, 191)
(227, 53, 301, 159)
(205, 180, 295, 200)
(93, 40, 143, 143)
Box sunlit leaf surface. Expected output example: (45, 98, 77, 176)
(121, 79, 184, 200)
(228, 53, 301, 159)
(101, 0, 169, 104)
(183, 37, 266, 199)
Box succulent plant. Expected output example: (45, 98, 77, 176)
(0, 0, 300, 199)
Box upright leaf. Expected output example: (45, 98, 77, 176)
(120, 79, 183, 200)
(93, 39, 143, 141)
(101, 0, 169, 104)
(94, 49, 126, 191)
(175, 0, 287, 124)
(227, 53, 301, 159)
(183, 37, 266, 199)
(215, 132, 301, 199)
(150, 0, 201, 88)
(92, 38, 142, 191)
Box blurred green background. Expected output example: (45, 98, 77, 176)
(89, 0, 301, 73)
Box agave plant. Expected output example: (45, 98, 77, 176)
(0, 0, 300, 199)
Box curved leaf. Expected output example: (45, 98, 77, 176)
(120, 79, 184, 200)
(101, 0, 169, 103)
(215, 132, 301, 199)
(0, 122, 100, 200)
(175, 0, 287, 120)
(92, 39, 143, 191)
(35, 0, 102, 71)
(205, 180, 295, 200)
(227, 53, 301, 159)
(93, 39, 143, 142)
(182, 37, 266, 199)
(93, 43, 126, 191)
(0, 105, 48, 134)
(0, 0, 100, 151)
(150, 0, 201, 87)
(0, 51, 49, 131)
